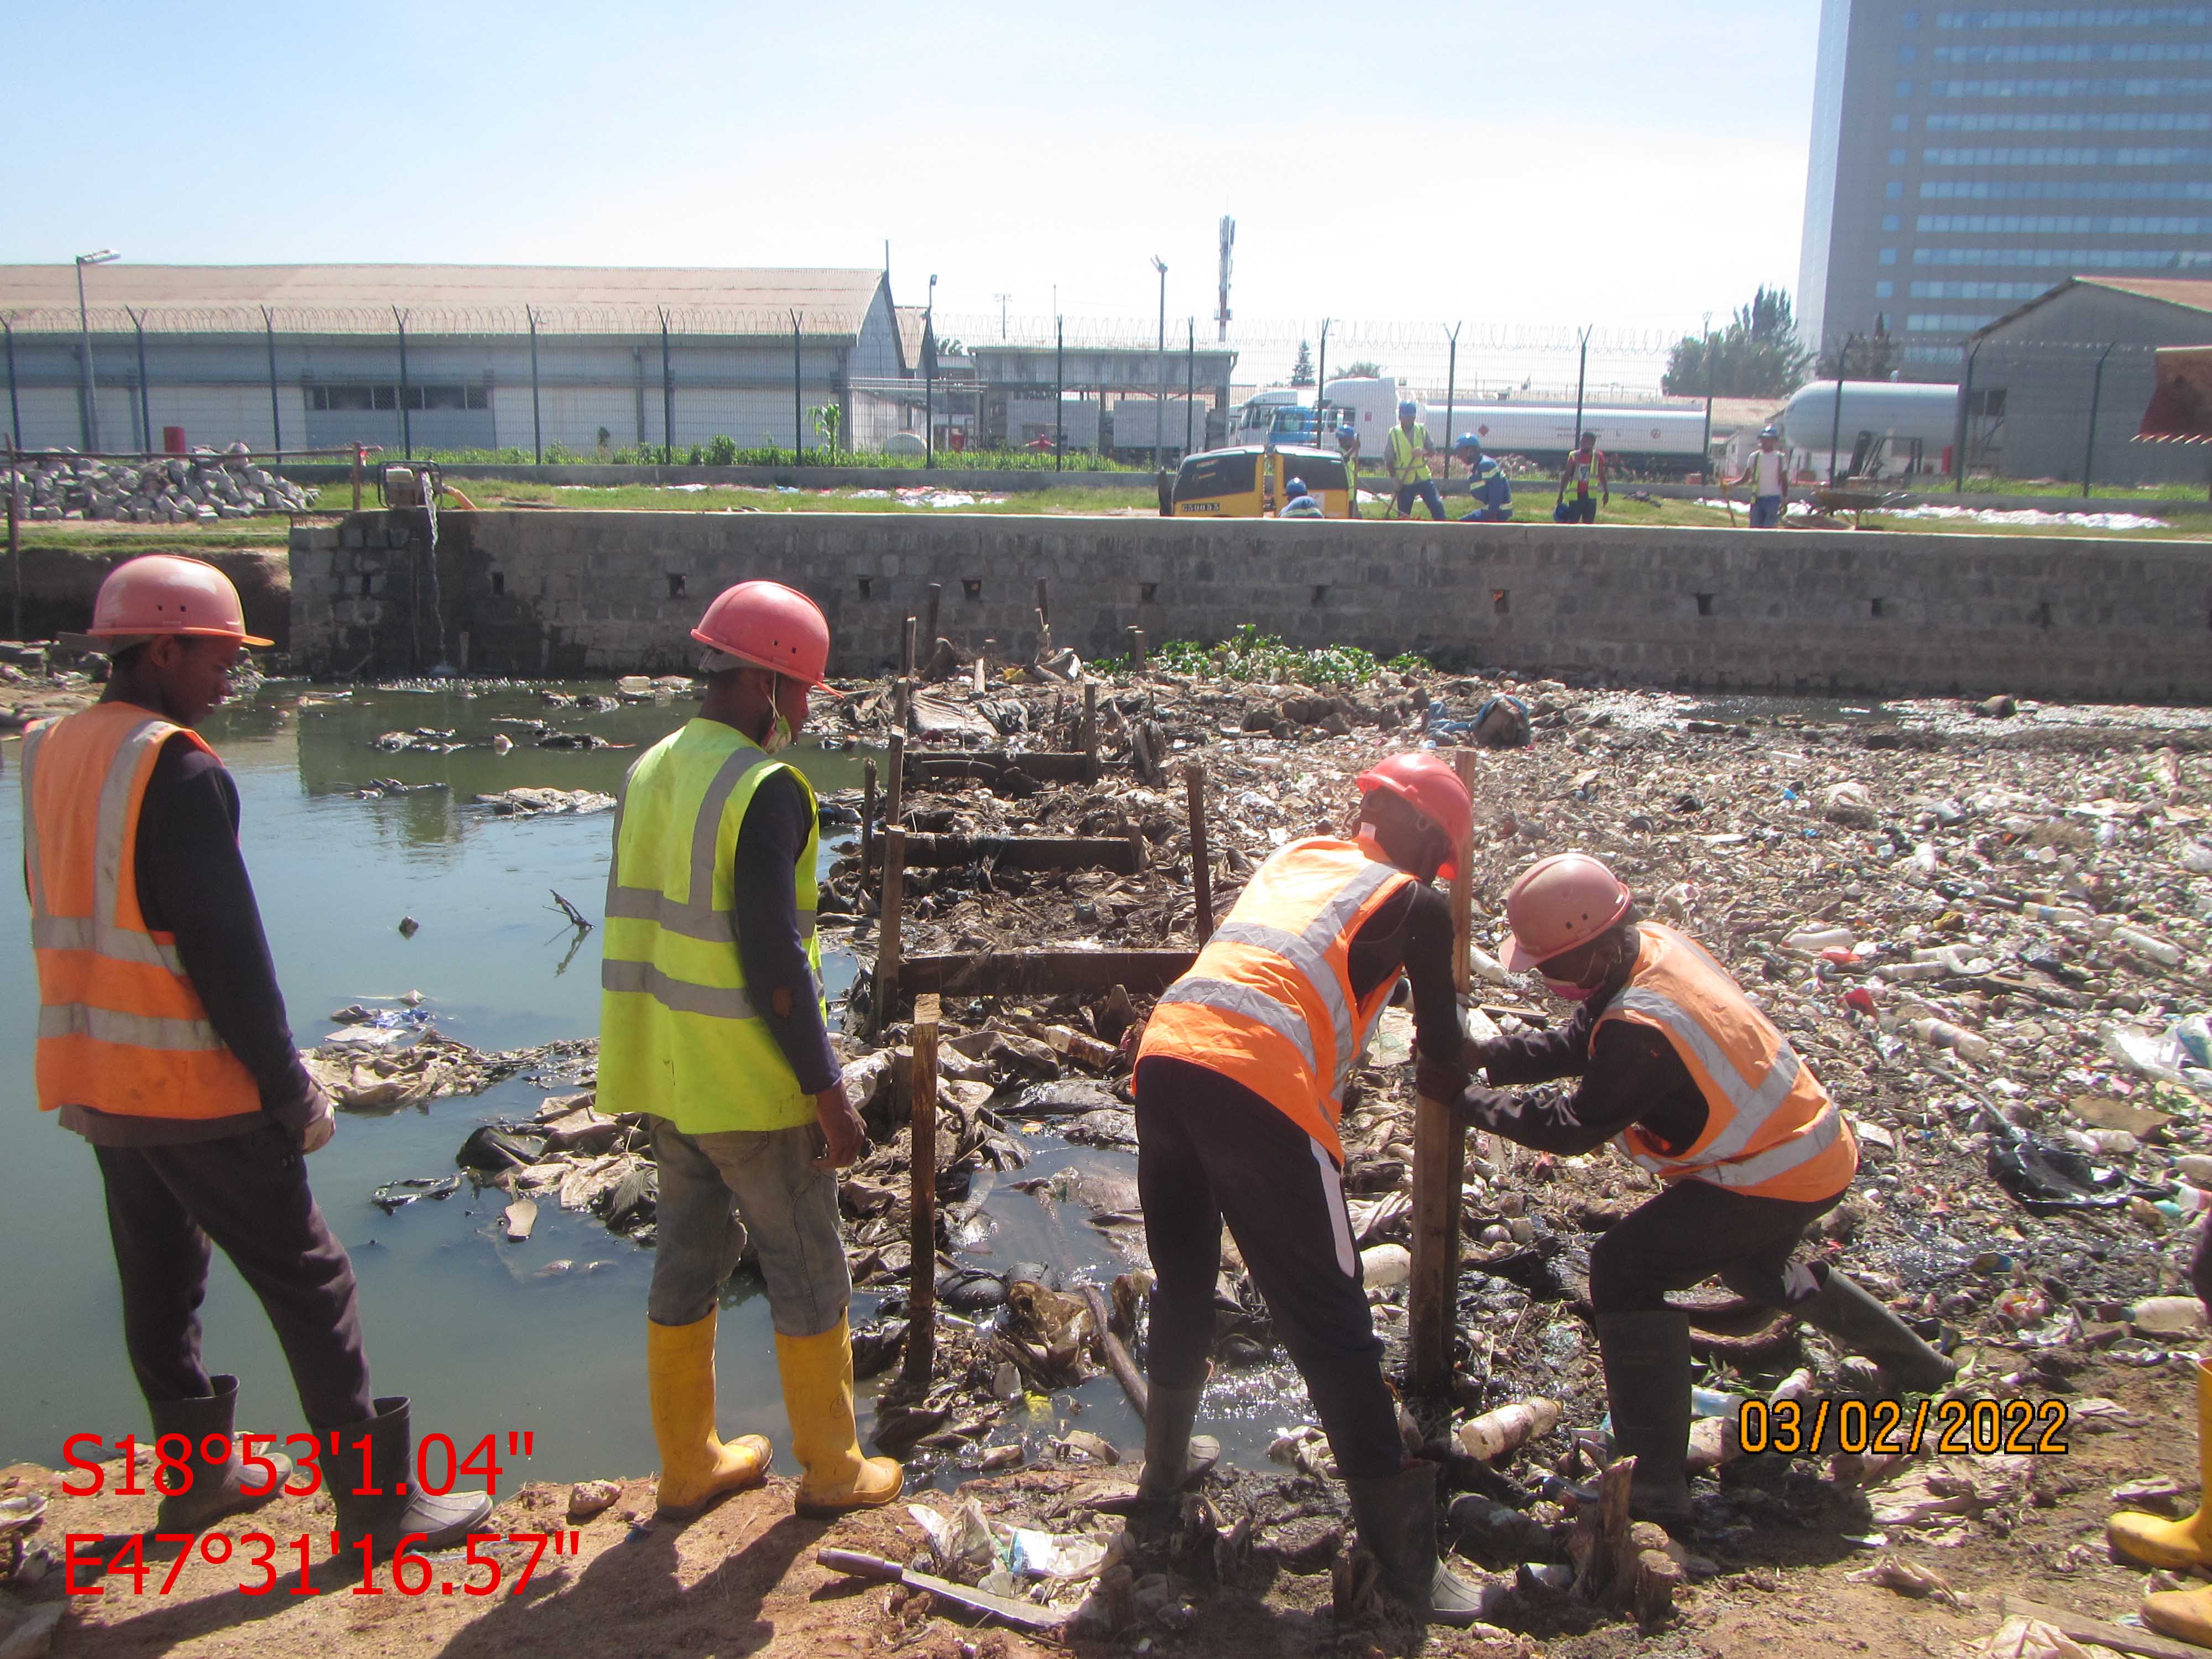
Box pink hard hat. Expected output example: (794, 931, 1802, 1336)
(1355, 752, 1473, 881)
(1500, 852, 1634, 971)
(690, 580, 840, 693)
(90, 554, 273, 646)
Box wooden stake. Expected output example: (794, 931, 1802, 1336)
(1078, 1283, 1149, 1416)
(872, 828, 906, 1037)
(1451, 750, 1478, 998)
(1081, 682, 1097, 760)
(1185, 763, 1214, 942)
(1571, 1455, 1637, 1605)
(1410, 765, 1478, 1399)
(861, 759, 878, 880)
(1034, 577, 1050, 627)
(895, 615, 917, 727)
(883, 732, 906, 888)
(901, 614, 917, 680)
(903, 992, 941, 1386)
(1127, 626, 1146, 672)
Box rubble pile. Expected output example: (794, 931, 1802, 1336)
(328, 645, 2212, 1638)
(4, 444, 315, 521)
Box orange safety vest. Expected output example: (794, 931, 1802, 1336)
(1596, 922, 1856, 1202)
(1139, 837, 1413, 1164)
(22, 702, 262, 1121)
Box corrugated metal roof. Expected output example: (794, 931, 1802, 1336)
(1969, 275, 2212, 340)
(2084, 276, 2212, 315)
(0, 264, 889, 338)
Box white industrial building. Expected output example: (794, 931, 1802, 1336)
(0, 264, 920, 457)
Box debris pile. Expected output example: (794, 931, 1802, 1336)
(4, 444, 315, 521)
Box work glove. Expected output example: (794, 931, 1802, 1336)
(1415, 1053, 1471, 1105)
(299, 1088, 337, 1154)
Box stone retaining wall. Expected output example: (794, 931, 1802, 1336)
(289, 511, 2212, 702)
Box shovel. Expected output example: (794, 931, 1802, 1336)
(815, 1549, 1072, 1634)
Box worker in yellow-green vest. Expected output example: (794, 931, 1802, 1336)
(1386, 400, 1447, 520)
(598, 580, 900, 1522)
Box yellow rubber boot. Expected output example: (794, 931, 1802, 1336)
(2111, 1359, 2212, 1569)
(648, 1312, 772, 1519)
(2143, 1585, 2212, 1647)
(775, 1316, 903, 1517)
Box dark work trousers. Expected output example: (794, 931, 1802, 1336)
(1587, 1176, 1843, 1315)
(1135, 1055, 1404, 1483)
(2193, 1223, 2212, 1313)
(93, 1121, 374, 1429)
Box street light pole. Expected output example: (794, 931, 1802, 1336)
(924, 273, 937, 469)
(1151, 256, 1167, 476)
(74, 249, 118, 452)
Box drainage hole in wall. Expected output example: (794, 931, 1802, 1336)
(1491, 589, 1510, 615)
(857, 577, 872, 599)
(962, 578, 982, 601)
(490, 571, 505, 597)
(1870, 596, 1885, 618)
(1311, 585, 1328, 607)
(667, 573, 687, 599)
(2036, 601, 2053, 628)
(1695, 593, 1715, 617)
(1140, 582, 1158, 603)
(359, 574, 374, 597)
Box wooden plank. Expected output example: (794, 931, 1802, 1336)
(871, 828, 906, 1037)
(881, 732, 906, 883)
(896, 833, 1142, 873)
(898, 948, 1197, 1000)
(904, 993, 941, 1386)
(1410, 768, 1478, 1399)
(2001, 1597, 2204, 1659)
(903, 750, 1101, 785)
(1185, 763, 1214, 943)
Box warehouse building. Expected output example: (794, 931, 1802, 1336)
(1959, 275, 2212, 484)
(1798, 0, 2212, 376)
(0, 264, 916, 457)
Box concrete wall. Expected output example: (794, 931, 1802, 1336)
(290, 510, 2212, 702)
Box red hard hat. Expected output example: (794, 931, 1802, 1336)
(90, 554, 273, 646)
(1501, 853, 1634, 971)
(1355, 752, 1472, 879)
(690, 580, 839, 692)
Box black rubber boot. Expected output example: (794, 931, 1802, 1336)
(1344, 1462, 1494, 1626)
(1595, 1311, 1694, 1528)
(149, 1375, 295, 1535)
(1134, 1385, 1220, 1501)
(1793, 1269, 1955, 1394)
(328, 1396, 495, 1559)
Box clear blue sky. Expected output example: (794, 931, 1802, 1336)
(6, 1, 1819, 356)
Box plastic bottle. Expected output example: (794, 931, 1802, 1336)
(2154, 1185, 2212, 1222)
(1785, 926, 1856, 954)
(2114, 926, 2185, 968)
(1909, 1017, 1991, 1062)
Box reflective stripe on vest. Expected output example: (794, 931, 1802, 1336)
(595, 719, 823, 1136)
(1597, 924, 1855, 1201)
(1141, 838, 1412, 1162)
(1387, 425, 1431, 482)
(22, 703, 261, 1119)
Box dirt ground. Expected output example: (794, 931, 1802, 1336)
(3, 1347, 2204, 1659)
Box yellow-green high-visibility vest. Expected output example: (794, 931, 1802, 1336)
(597, 718, 823, 1135)
(1387, 424, 1432, 484)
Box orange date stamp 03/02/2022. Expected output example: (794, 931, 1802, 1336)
(1735, 1395, 2074, 1458)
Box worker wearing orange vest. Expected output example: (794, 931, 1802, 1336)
(1432, 853, 1953, 1525)
(1133, 753, 1492, 1625)
(22, 554, 491, 1560)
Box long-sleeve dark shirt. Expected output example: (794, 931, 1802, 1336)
(1349, 878, 1461, 1063)
(59, 732, 321, 1147)
(1458, 988, 1710, 1157)
(732, 766, 838, 1096)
